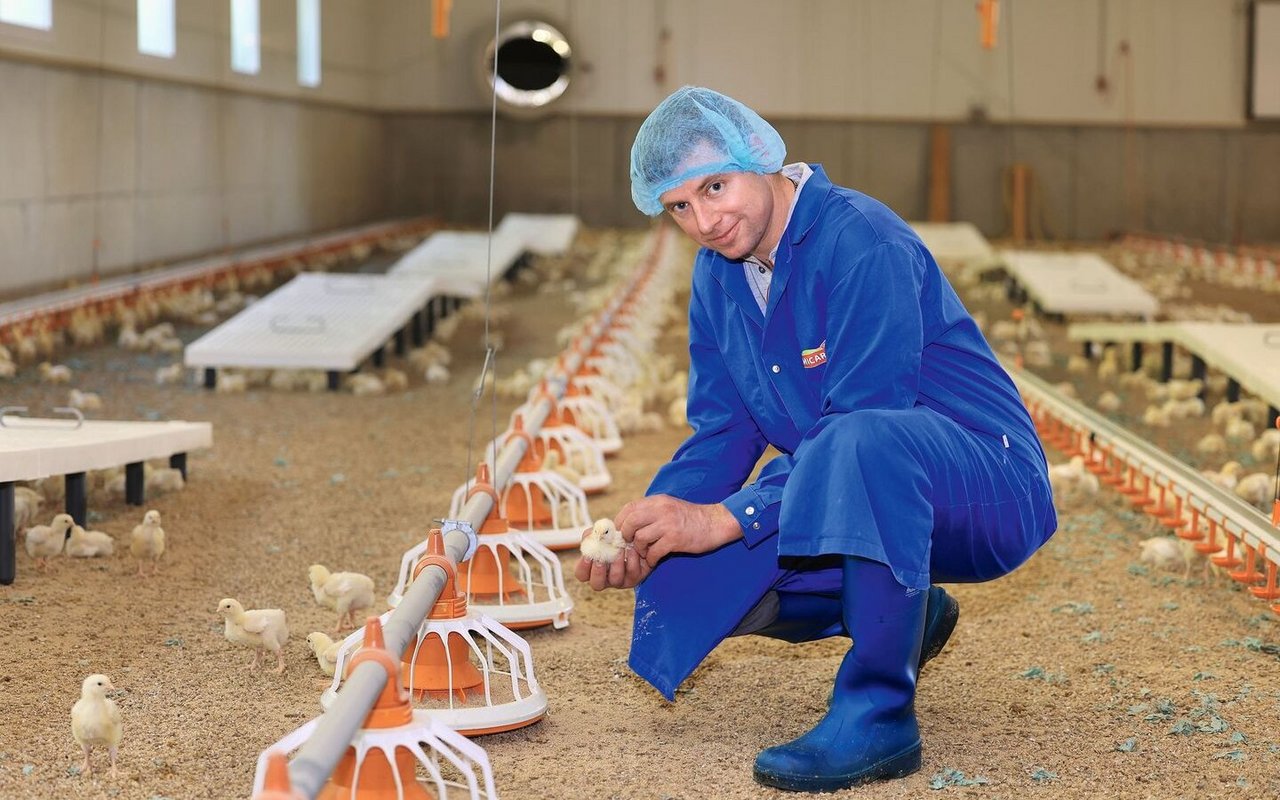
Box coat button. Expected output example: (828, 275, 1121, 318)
(771, 364, 780, 373)
(745, 506, 755, 516)
(752, 522, 760, 529)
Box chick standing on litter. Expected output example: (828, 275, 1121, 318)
(26, 513, 74, 571)
(307, 565, 376, 633)
(130, 510, 165, 577)
(218, 598, 290, 673)
(580, 518, 627, 564)
(306, 632, 342, 676)
(1138, 536, 1198, 578)
(66, 524, 115, 558)
(71, 674, 122, 778)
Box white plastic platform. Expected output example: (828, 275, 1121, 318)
(0, 416, 211, 482)
(494, 213, 580, 257)
(0, 218, 425, 330)
(909, 222, 996, 266)
(183, 273, 473, 372)
(388, 230, 526, 291)
(1001, 250, 1158, 318)
(1067, 321, 1280, 412)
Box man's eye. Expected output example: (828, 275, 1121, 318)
(670, 202, 688, 213)
(708, 182, 723, 194)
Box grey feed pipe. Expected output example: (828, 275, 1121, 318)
(280, 253, 648, 798)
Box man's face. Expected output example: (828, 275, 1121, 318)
(658, 170, 775, 261)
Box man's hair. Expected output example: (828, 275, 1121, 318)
(629, 86, 786, 216)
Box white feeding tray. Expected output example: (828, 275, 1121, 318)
(1001, 250, 1159, 318)
(495, 213, 580, 257)
(389, 230, 526, 291)
(0, 413, 211, 483)
(184, 273, 464, 372)
(909, 221, 996, 266)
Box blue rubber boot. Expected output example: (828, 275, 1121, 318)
(753, 557, 925, 793)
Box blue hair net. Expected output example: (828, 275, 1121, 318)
(629, 86, 786, 216)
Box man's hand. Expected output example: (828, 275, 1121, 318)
(616, 495, 742, 568)
(573, 536, 651, 591)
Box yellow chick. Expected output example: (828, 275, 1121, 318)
(129, 510, 165, 577)
(307, 565, 376, 633)
(25, 513, 74, 571)
(305, 632, 342, 677)
(71, 674, 122, 778)
(66, 524, 115, 558)
(1139, 536, 1197, 578)
(218, 598, 290, 673)
(542, 449, 582, 485)
(580, 518, 625, 564)
(13, 486, 44, 530)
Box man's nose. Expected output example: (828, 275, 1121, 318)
(693, 203, 717, 236)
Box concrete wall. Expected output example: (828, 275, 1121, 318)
(0, 0, 385, 296)
(379, 0, 1280, 243)
(384, 112, 1280, 243)
(374, 0, 1248, 125)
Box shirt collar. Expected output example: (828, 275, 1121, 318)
(747, 162, 813, 268)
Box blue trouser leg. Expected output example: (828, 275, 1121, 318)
(754, 556, 925, 792)
(777, 407, 1056, 589)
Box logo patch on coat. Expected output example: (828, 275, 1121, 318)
(801, 340, 827, 369)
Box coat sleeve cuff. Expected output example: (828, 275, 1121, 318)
(722, 485, 778, 547)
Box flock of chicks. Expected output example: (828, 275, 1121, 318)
(21, 509, 165, 575)
(69, 563, 377, 777)
(947, 255, 1279, 596)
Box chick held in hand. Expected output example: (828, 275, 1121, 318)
(218, 598, 290, 674)
(580, 518, 626, 564)
(71, 674, 122, 778)
(129, 510, 165, 577)
(307, 565, 375, 633)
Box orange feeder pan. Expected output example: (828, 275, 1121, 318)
(256, 615, 501, 799)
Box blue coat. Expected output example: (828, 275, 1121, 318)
(630, 165, 1050, 700)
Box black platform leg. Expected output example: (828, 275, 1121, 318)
(1267, 406, 1278, 430)
(169, 452, 188, 481)
(1190, 355, 1206, 398)
(1226, 378, 1240, 403)
(395, 328, 407, 356)
(65, 473, 87, 527)
(411, 311, 425, 347)
(1, 482, 14, 585)
(125, 461, 145, 506)
(1083, 341, 1094, 358)
(1131, 342, 1143, 372)
(204, 368, 216, 389)
(1160, 341, 1174, 382)
(425, 302, 437, 335)
(327, 371, 340, 391)
(373, 347, 386, 368)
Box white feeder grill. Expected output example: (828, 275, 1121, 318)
(556, 394, 624, 454)
(252, 710, 498, 799)
(450, 468, 590, 553)
(322, 611, 549, 736)
(482, 425, 611, 494)
(585, 352, 641, 389)
(389, 517, 573, 625)
(571, 374, 627, 413)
